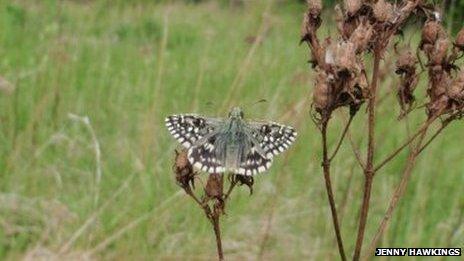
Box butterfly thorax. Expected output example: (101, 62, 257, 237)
(214, 117, 250, 171)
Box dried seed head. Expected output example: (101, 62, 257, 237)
(344, 0, 362, 16)
(205, 173, 223, 200)
(373, 0, 393, 23)
(233, 175, 254, 195)
(313, 70, 331, 113)
(395, 49, 417, 74)
(447, 71, 464, 102)
(173, 150, 196, 190)
(350, 22, 373, 53)
(301, 0, 322, 42)
(432, 37, 450, 65)
(307, 0, 322, 15)
(454, 27, 464, 50)
(334, 41, 357, 73)
(421, 20, 443, 46)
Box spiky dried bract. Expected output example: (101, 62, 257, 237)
(448, 71, 464, 104)
(454, 27, 464, 51)
(395, 49, 417, 74)
(173, 149, 196, 190)
(432, 37, 450, 65)
(344, 0, 362, 17)
(350, 22, 374, 53)
(421, 20, 445, 54)
(313, 70, 331, 114)
(395, 48, 419, 116)
(233, 175, 254, 195)
(373, 0, 394, 23)
(301, 0, 322, 43)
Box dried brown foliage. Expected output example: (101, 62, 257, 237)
(301, 0, 464, 260)
(172, 149, 254, 261)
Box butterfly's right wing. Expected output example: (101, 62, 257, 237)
(165, 114, 222, 148)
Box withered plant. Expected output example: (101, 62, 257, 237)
(172, 149, 253, 261)
(301, 0, 464, 260)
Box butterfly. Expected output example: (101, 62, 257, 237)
(165, 107, 297, 176)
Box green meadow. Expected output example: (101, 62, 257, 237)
(0, 0, 462, 260)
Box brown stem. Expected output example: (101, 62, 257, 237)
(417, 121, 450, 154)
(329, 115, 354, 161)
(363, 128, 429, 260)
(211, 214, 224, 261)
(321, 120, 347, 261)
(374, 118, 436, 172)
(353, 50, 381, 261)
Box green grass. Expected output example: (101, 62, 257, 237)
(0, 0, 463, 260)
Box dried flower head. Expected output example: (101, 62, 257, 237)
(421, 20, 443, 47)
(331, 41, 358, 75)
(301, 0, 322, 43)
(173, 149, 196, 190)
(205, 173, 223, 200)
(344, 0, 362, 17)
(313, 70, 331, 114)
(395, 49, 417, 74)
(307, 0, 322, 15)
(395, 49, 419, 116)
(454, 27, 464, 51)
(350, 22, 373, 53)
(373, 0, 394, 23)
(447, 70, 464, 104)
(431, 37, 450, 65)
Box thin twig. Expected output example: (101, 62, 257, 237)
(417, 121, 450, 154)
(321, 120, 347, 261)
(329, 115, 354, 161)
(363, 127, 430, 260)
(347, 129, 366, 170)
(374, 119, 434, 172)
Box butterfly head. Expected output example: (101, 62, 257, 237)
(228, 107, 244, 119)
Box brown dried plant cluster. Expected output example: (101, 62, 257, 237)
(302, 0, 464, 260)
(172, 149, 253, 261)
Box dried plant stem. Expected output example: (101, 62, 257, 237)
(329, 115, 354, 161)
(374, 119, 435, 172)
(353, 51, 381, 261)
(363, 128, 429, 260)
(211, 214, 224, 261)
(321, 120, 347, 261)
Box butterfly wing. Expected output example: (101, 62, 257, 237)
(187, 135, 226, 174)
(165, 114, 221, 148)
(237, 144, 273, 176)
(249, 121, 297, 159)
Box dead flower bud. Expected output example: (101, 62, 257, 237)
(234, 175, 254, 195)
(344, 0, 362, 17)
(421, 20, 443, 47)
(373, 0, 393, 23)
(395, 49, 417, 75)
(313, 70, 331, 113)
(205, 173, 223, 200)
(173, 149, 196, 190)
(350, 22, 373, 53)
(447, 71, 464, 103)
(301, 0, 322, 43)
(432, 37, 450, 65)
(307, 0, 322, 14)
(454, 27, 464, 51)
(334, 41, 357, 75)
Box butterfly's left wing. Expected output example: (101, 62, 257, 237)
(248, 121, 297, 159)
(165, 114, 221, 148)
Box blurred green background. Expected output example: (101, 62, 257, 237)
(0, 0, 463, 260)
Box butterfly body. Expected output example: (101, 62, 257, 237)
(165, 107, 296, 176)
